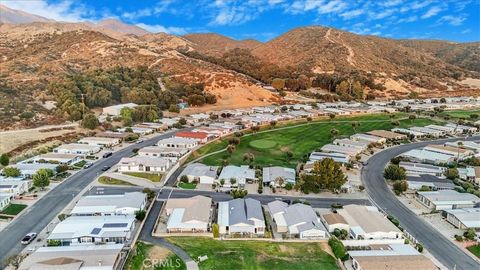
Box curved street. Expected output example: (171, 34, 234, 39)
(362, 135, 480, 270)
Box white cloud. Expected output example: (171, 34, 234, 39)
(340, 9, 364, 19)
(421, 6, 442, 19)
(437, 15, 466, 26)
(1, 0, 96, 22)
(397, 15, 418, 23)
(317, 0, 347, 14)
(135, 23, 187, 35)
(461, 29, 472, 34)
(381, 0, 402, 7)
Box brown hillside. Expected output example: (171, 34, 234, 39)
(184, 33, 262, 57)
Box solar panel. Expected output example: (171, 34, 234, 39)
(103, 223, 128, 228)
(91, 228, 101, 235)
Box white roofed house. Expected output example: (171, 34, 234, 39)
(10, 163, 58, 178)
(337, 205, 402, 240)
(445, 208, 480, 229)
(308, 152, 351, 165)
(0, 195, 11, 211)
(118, 126, 154, 135)
(47, 215, 135, 246)
(262, 166, 296, 187)
(156, 137, 198, 149)
(102, 103, 137, 116)
(137, 146, 188, 161)
(164, 195, 212, 233)
(424, 144, 474, 160)
(425, 124, 457, 135)
(415, 190, 480, 210)
(409, 126, 444, 137)
(333, 139, 369, 151)
(117, 157, 170, 173)
(445, 141, 480, 152)
(53, 143, 101, 156)
(179, 163, 218, 184)
(218, 198, 265, 236)
(0, 179, 31, 198)
(457, 167, 476, 182)
(320, 144, 362, 157)
(401, 149, 455, 165)
(445, 123, 478, 134)
(350, 134, 386, 144)
(78, 137, 121, 147)
(218, 165, 256, 187)
(399, 162, 446, 177)
(70, 192, 146, 216)
(267, 201, 327, 239)
(391, 128, 426, 138)
(30, 153, 81, 165)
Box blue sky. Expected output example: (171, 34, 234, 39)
(3, 0, 479, 42)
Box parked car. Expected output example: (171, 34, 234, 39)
(83, 162, 93, 169)
(136, 139, 144, 144)
(21, 233, 37, 245)
(102, 152, 113, 158)
(101, 166, 110, 171)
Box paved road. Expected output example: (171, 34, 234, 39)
(0, 130, 182, 267)
(362, 135, 480, 270)
(158, 187, 370, 207)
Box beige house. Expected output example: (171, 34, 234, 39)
(164, 195, 212, 233)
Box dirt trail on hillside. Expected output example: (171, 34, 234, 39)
(325, 28, 356, 67)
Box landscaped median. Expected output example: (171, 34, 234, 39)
(164, 237, 339, 270)
(188, 113, 443, 168)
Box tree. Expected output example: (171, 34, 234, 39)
(409, 114, 416, 122)
(393, 180, 408, 195)
(135, 210, 146, 221)
(271, 78, 286, 90)
(270, 120, 277, 128)
(0, 153, 9, 166)
(284, 150, 293, 161)
(228, 137, 240, 145)
(142, 188, 156, 201)
(227, 145, 236, 153)
(81, 113, 99, 130)
(56, 164, 69, 173)
(33, 168, 51, 189)
(168, 104, 180, 113)
(178, 118, 187, 125)
(330, 128, 339, 139)
(251, 126, 260, 132)
(230, 178, 237, 185)
(351, 121, 360, 132)
(329, 113, 336, 120)
(444, 168, 459, 180)
(328, 237, 348, 261)
(464, 228, 476, 240)
(3, 166, 21, 177)
(300, 158, 347, 193)
(243, 152, 255, 163)
(231, 189, 247, 198)
(384, 164, 406, 180)
(180, 175, 189, 183)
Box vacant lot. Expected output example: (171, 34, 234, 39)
(167, 237, 338, 270)
(199, 114, 442, 167)
(124, 241, 186, 270)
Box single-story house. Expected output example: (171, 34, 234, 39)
(96, 131, 132, 140)
(350, 244, 437, 270)
(174, 131, 213, 144)
(457, 167, 476, 181)
(103, 103, 137, 116)
(117, 157, 170, 173)
(423, 144, 474, 160)
(262, 166, 296, 187)
(70, 192, 147, 216)
(391, 128, 426, 138)
(350, 134, 386, 144)
(445, 141, 480, 152)
(118, 126, 154, 135)
(308, 152, 351, 165)
(267, 201, 327, 239)
(156, 137, 198, 149)
(321, 213, 349, 232)
(78, 137, 121, 147)
(218, 165, 256, 187)
(425, 124, 457, 135)
(9, 163, 58, 178)
(179, 163, 218, 184)
(48, 215, 135, 246)
(337, 205, 402, 240)
(409, 126, 443, 137)
(218, 198, 265, 236)
(445, 123, 477, 133)
(415, 190, 480, 210)
(406, 175, 456, 191)
(320, 144, 362, 157)
(164, 195, 212, 233)
(18, 244, 124, 270)
(0, 179, 32, 197)
(366, 130, 407, 140)
(401, 149, 455, 165)
(0, 195, 11, 211)
(333, 139, 369, 151)
(53, 143, 101, 156)
(137, 146, 188, 160)
(31, 153, 81, 165)
(399, 161, 446, 177)
(445, 208, 480, 229)
(135, 122, 166, 131)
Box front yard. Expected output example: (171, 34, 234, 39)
(166, 237, 338, 270)
(124, 172, 163, 182)
(1, 203, 28, 215)
(98, 176, 136, 186)
(467, 244, 480, 259)
(177, 182, 197, 189)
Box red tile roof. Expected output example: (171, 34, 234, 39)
(175, 131, 209, 139)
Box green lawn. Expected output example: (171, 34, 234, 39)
(199, 114, 442, 168)
(98, 176, 136, 186)
(73, 160, 87, 168)
(1, 203, 27, 215)
(167, 237, 338, 270)
(467, 245, 480, 259)
(177, 182, 197, 189)
(439, 109, 480, 120)
(185, 139, 229, 163)
(124, 172, 163, 182)
(124, 241, 186, 270)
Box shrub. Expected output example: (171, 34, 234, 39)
(212, 223, 220, 238)
(135, 210, 146, 221)
(416, 243, 423, 253)
(384, 164, 406, 180)
(3, 167, 21, 177)
(180, 175, 189, 183)
(455, 235, 464, 242)
(47, 239, 61, 247)
(328, 237, 348, 261)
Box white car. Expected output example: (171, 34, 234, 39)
(21, 233, 37, 245)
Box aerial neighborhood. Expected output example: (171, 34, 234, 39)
(1, 96, 480, 270)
